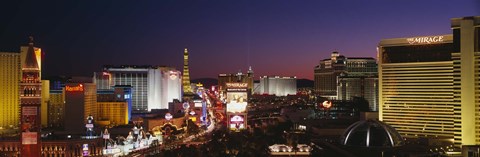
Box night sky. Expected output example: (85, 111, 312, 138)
(0, 0, 478, 80)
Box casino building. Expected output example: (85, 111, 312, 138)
(256, 76, 297, 96)
(0, 39, 43, 128)
(218, 66, 254, 94)
(314, 52, 378, 110)
(93, 66, 181, 112)
(378, 16, 480, 148)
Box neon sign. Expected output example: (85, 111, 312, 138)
(407, 36, 444, 44)
(230, 115, 244, 122)
(226, 82, 248, 88)
(169, 72, 178, 80)
(66, 84, 84, 92)
(322, 101, 332, 109)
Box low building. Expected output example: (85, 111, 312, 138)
(96, 102, 129, 127)
(0, 138, 104, 157)
(96, 85, 133, 127)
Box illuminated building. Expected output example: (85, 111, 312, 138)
(64, 82, 97, 133)
(96, 85, 132, 126)
(0, 52, 20, 128)
(40, 80, 49, 128)
(94, 66, 181, 112)
(0, 138, 104, 157)
(48, 89, 65, 128)
(218, 66, 254, 94)
(314, 52, 377, 97)
(182, 48, 193, 95)
(379, 34, 455, 144)
(269, 144, 311, 156)
(0, 39, 42, 129)
(162, 70, 182, 110)
(96, 102, 128, 126)
(20, 37, 42, 157)
(257, 76, 297, 96)
(378, 16, 480, 148)
(337, 76, 378, 111)
(225, 82, 249, 131)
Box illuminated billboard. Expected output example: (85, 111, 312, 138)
(226, 82, 248, 131)
(21, 106, 39, 145)
(194, 100, 203, 108)
(82, 144, 89, 156)
(226, 92, 247, 113)
(229, 115, 245, 131)
(226, 82, 248, 92)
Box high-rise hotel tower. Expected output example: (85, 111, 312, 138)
(94, 66, 181, 112)
(378, 16, 480, 147)
(182, 48, 193, 94)
(0, 38, 42, 129)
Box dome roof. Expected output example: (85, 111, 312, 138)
(340, 119, 404, 147)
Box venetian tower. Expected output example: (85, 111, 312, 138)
(20, 37, 42, 157)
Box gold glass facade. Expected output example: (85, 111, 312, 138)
(379, 15, 480, 147)
(83, 83, 97, 124)
(451, 16, 480, 146)
(97, 102, 128, 126)
(48, 90, 65, 128)
(379, 35, 456, 141)
(0, 52, 20, 128)
(379, 60, 455, 139)
(41, 80, 49, 128)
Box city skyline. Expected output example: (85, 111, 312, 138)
(0, 1, 478, 80)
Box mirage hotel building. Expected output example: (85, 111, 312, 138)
(378, 16, 480, 147)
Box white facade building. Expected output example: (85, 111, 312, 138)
(257, 76, 296, 96)
(94, 66, 182, 112)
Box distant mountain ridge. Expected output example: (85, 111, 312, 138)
(297, 79, 314, 88)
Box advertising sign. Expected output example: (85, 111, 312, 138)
(226, 92, 247, 113)
(229, 115, 245, 131)
(21, 106, 38, 144)
(226, 82, 248, 131)
(82, 144, 89, 156)
(22, 132, 37, 145)
(194, 100, 203, 107)
(226, 83, 248, 92)
(407, 36, 444, 45)
(66, 84, 84, 92)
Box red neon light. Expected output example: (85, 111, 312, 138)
(66, 84, 84, 92)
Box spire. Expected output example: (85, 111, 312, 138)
(247, 66, 254, 78)
(248, 66, 253, 74)
(23, 36, 39, 69)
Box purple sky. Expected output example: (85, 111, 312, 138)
(0, 0, 478, 80)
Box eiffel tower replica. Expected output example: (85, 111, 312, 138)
(182, 48, 195, 101)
